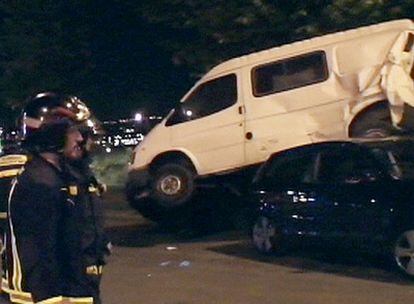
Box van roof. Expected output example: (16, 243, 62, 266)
(203, 19, 414, 80)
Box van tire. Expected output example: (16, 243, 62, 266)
(350, 102, 395, 138)
(151, 163, 195, 209)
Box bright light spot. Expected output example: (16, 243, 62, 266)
(86, 119, 94, 127)
(105, 147, 112, 153)
(76, 112, 85, 120)
(35, 93, 48, 99)
(134, 113, 143, 121)
(185, 110, 193, 117)
(299, 197, 307, 203)
(41, 107, 48, 113)
(66, 103, 73, 108)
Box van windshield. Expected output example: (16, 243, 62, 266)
(166, 74, 237, 126)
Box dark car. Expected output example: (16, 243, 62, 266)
(251, 140, 414, 278)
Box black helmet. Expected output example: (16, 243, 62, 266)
(21, 92, 92, 152)
(22, 92, 91, 136)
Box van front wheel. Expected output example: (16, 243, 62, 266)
(151, 163, 195, 209)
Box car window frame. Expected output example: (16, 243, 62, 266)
(315, 145, 388, 185)
(254, 147, 319, 188)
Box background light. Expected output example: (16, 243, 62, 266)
(134, 112, 143, 121)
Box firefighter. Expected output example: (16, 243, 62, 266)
(3, 92, 110, 304)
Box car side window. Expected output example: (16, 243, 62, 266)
(166, 74, 237, 126)
(317, 148, 381, 184)
(260, 151, 316, 186)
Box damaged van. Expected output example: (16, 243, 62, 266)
(127, 19, 414, 223)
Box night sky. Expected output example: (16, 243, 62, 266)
(0, 2, 194, 126)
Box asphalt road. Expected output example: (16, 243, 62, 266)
(100, 189, 414, 304)
(1, 188, 414, 304)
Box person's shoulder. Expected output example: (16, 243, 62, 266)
(20, 156, 63, 188)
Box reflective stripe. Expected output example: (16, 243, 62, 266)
(2, 277, 9, 293)
(0, 155, 27, 167)
(61, 186, 79, 196)
(36, 296, 93, 304)
(86, 265, 103, 275)
(0, 169, 21, 178)
(36, 296, 63, 304)
(6, 290, 93, 304)
(8, 289, 33, 304)
(66, 297, 93, 304)
(8, 179, 23, 292)
(68, 186, 78, 196)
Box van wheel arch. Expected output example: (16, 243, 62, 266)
(150, 151, 196, 174)
(137, 152, 197, 227)
(349, 100, 395, 138)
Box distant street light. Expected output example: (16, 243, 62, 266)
(134, 112, 143, 122)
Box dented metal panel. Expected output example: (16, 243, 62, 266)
(381, 31, 414, 128)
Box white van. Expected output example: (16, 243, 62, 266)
(127, 19, 414, 223)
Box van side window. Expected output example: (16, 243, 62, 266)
(252, 51, 328, 97)
(166, 74, 237, 126)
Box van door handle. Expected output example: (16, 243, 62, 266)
(238, 106, 244, 115)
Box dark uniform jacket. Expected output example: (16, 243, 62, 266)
(4, 155, 109, 304)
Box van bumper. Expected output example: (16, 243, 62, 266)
(125, 168, 152, 201)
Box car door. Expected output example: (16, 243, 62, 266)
(259, 146, 337, 238)
(315, 145, 394, 246)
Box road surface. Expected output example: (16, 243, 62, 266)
(0, 188, 413, 303)
(100, 189, 414, 304)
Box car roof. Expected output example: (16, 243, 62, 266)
(268, 141, 355, 159)
(267, 137, 414, 161)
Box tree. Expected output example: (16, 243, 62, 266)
(140, 0, 414, 74)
